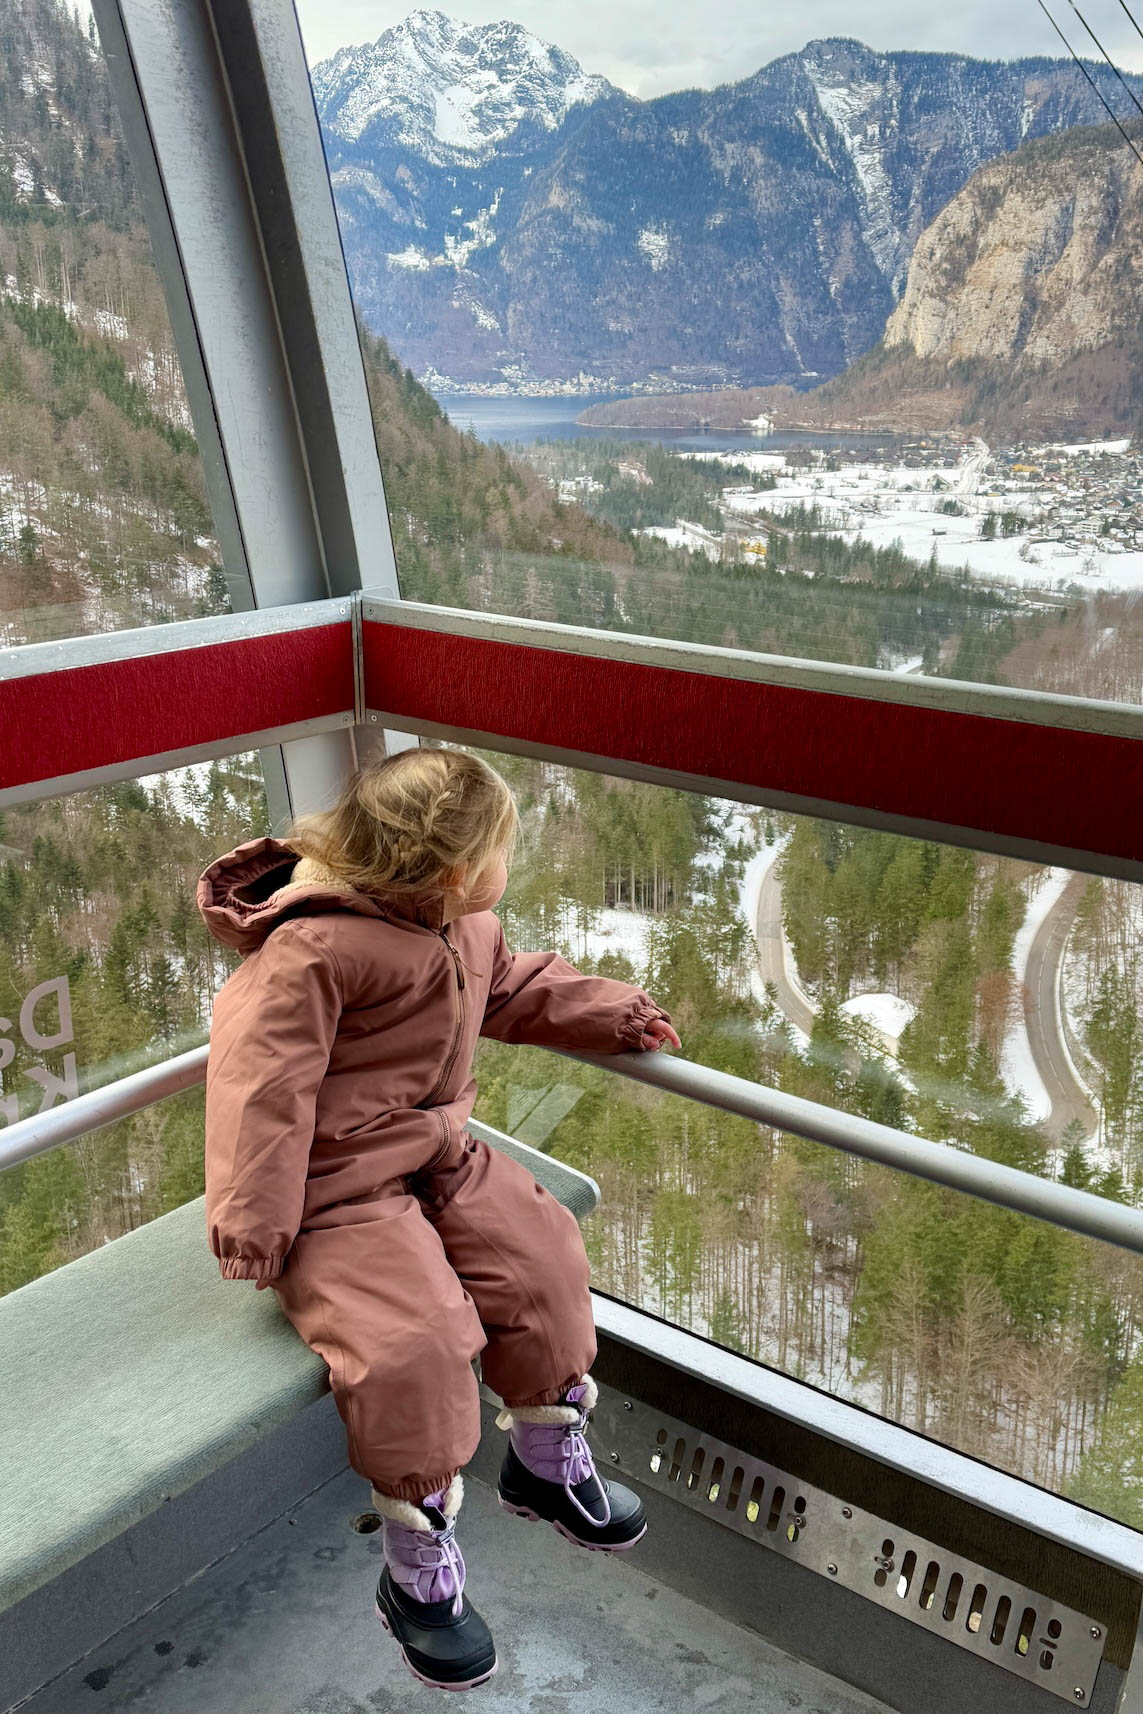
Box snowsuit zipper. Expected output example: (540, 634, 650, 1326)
(418, 931, 467, 1156)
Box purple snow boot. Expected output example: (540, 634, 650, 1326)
(372, 1476, 497, 1691)
(496, 1376, 647, 1551)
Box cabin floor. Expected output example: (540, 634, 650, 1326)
(25, 1466, 893, 1713)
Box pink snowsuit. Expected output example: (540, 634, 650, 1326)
(197, 838, 670, 1499)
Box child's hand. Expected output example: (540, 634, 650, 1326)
(640, 1018, 681, 1052)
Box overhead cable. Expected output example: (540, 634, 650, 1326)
(1113, 0, 1143, 48)
(1062, 0, 1143, 120)
(1034, 0, 1143, 167)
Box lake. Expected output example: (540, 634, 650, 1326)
(432, 392, 907, 456)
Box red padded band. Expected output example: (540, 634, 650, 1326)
(1, 623, 354, 792)
(362, 620, 1143, 862)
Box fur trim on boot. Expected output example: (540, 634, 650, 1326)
(496, 1375, 598, 1431)
(370, 1473, 464, 1534)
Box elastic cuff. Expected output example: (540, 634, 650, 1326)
(619, 998, 671, 1050)
(370, 1470, 463, 1509)
(501, 1372, 594, 1412)
(218, 1252, 284, 1283)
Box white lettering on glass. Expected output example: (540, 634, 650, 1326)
(20, 977, 74, 1050)
(0, 976, 78, 1123)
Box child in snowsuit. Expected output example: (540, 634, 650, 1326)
(197, 746, 679, 1691)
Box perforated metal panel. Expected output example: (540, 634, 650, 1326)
(590, 1387, 1107, 1706)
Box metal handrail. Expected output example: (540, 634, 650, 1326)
(0, 1047, 209, 1172)
(562, 1049, 1143, 1256)
(3, 1043, 1143, 1258)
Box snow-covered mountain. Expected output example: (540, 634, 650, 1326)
(311, 10, 612, 166)
(311, 24, 1143, 393)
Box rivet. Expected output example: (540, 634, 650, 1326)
(1090, 1626, 1102, 1640)
(827, 1563, 838, 1576)
(610, 1452, 621, 1464)
(623, 1401, 634, 1412)
(370, 714, 379, 723)
(842, 1508, 852, 1520)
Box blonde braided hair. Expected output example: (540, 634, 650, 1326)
(288, 746, 518, 903)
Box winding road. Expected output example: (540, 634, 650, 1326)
(754, 855, 1098, 1140)
(755, 859, 816, 1038)
(1023, 873, 1099, 1143)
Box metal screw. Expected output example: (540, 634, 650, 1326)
(623, 1401, 634, 1411)
(1090, 1626, 1102, 1640)
(842, 1508, 852, 1520)
(369, 713, 379, 722)
(610, 1452, 621, 1464)
(827, 1562, 838, 1576)
(1074, 1690, 1085, 1702)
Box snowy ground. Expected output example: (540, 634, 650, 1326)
(581, 906, 651, 969)
(738, 469, 1143, 593)
(636, 519, 723, 560)
(683, 442, 1143, 594)
(839, 992, 915, 1049)
(1044, 439, 1132, 456)
(679, 450, 790, 475)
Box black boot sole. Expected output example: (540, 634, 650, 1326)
(374, 1594, 498, 1692)
(497, 1491, 648, 1552)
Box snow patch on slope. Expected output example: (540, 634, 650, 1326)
(805, 62, 900, 284)
(637, 226, 670, 271)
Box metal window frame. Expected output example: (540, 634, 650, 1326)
(89, 0, 402, 827)
(4, 3, 1143, 1696)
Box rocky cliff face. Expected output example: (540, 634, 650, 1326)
(795, 122, 1143, 437)
(312, 23, 1143, 393)
(884, 125, 1143, 367)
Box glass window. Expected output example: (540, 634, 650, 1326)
(0, 755, 269, 1293)
(458, 746, 1143, 1522)
(297, 5, 1143, 700)
(0, 2, 223, 646)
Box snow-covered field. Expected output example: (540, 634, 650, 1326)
(840, 992, 915, 1047)
(678, 440, 1143, 594)
(636, 519, 723, 560)
(581, 906, 651, 969)
(728, 459, 1143, 593)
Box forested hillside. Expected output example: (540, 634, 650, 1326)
(0, 1, 214, 647)
(4, 0, 1143, 1529)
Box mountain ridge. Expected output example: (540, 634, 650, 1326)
(579, 120, 1143, 439)
(311, 18, 1143, 394)
(312, 10, 613, 166)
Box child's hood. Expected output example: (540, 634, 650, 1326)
(197, 837, 397, 954)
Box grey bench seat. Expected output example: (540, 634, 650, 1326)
(0, 1119, 598, 1618)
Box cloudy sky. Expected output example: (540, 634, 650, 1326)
(293, 0, 1143, 95)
